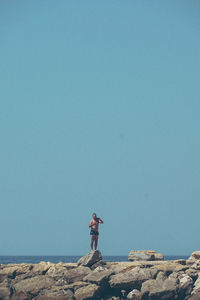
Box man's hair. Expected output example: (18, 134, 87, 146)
(92, 213, 96, 216)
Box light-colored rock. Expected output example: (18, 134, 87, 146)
(189, 251, 200, 261)
(128, 250, 154, 261)
(12, 275, 55, 299)
(74, 284, 100, 300)
(186, 291, 200, 300)
(128, 250, 164, 261)
(156, 271, 167, 281)
(191, 261, 200, 270)
(141, 276, 178, 299)
(0, 286, 11, 300)
(64, 266, 91, 284)
(47, 264, 74, 280)
(83, 268, 113, 285)
(109, 261, 158, 274)
(77, 250, 102, 267)
(186, 268, 199, 280)
(179, 274, 193, 296)
(175, 259, 187, 265)
(94, 266, 106, 272)
(153, 261, 189, 274)
(127, 288, 142, 300)
(35, 287, 74, 300)
(109, 266, 158, 290)
(90, 259, 110, 270)
(192, 274, 200, 295)
(31, 262, 51, 275)
(0, 265, 18, 282)
(57, 262, 77, 269)
(0, 257, 199, 300)
(47, 263, 77, 278)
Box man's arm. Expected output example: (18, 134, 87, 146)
(98, 217, 104, 224)
(89, 220, 93, 227)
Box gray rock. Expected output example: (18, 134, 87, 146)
(141, 277, 178, 299)
(90, 260, 108, 270)
(190, 261, 200, 271)
(77, 250, 102, 267)
(83, 268, 113, 285)
(127, 289, 142, 300)
(186, 268, 199, 281)
(0, 265, 18, 282)
(0, 286, 11, 300)
(46, 263, 77, 281)
(192, 274, 200, 295)
(189, 251, 200, 261)
(186, 291, 200, 300)
(178, 273, 193, 296)
(128, 250, 164, 261)
(156, 271, 167, 281)
(74, 284, 100, 300)
(64, 266, 91, 284)
(12, 275, 55, 299)
(35, 288, 74, 300)
(109, 266, 158, 290)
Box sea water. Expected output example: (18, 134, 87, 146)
(0, 255, 189, 265)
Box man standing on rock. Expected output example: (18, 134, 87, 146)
(89, 213, 103, 251)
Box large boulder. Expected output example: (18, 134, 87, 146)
(153, 261, 189, 274)
(46, 263, 77, 281)
(178, 273, 193, 297)
(63, 266, 91, 284)
(127, 289, 142, 300)
(74, 284, 100, 300)
(31, 262, 51, 275)
(189, 251, 200, 261)
(90, 260, 109, 270)
(191, 274, 200, 296)
(35, 287, 74, 300)
(186, 268, 199, 281)
(128, 250, 164, 261)
(109, 266, 158, 291)
(141, 276, 178, 299)
(0, 265, 19, 282)
(77, 250, 102, 267)
(83, 268, 113, 286)
(11, 275, 55, 299)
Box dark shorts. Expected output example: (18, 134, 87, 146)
(90, 230, 99, 236)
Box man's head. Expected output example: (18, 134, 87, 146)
(92, 213, 97, 219)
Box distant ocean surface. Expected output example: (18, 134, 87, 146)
(0, 255, 189, 265)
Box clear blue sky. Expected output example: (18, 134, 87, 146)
(0, 0, 200, 256)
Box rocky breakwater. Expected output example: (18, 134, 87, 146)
(0, 250, 200, 299)
(128, 250, 164, 262)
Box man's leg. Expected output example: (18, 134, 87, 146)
(90, 235, 95, 251)
(94, 236, 98, 250)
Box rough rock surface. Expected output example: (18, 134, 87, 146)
(109, 267, 158, 290)
(128, 250, 164, 261)
(189, 251, 200, 261)
(74, 284, 100, 300)
(0, 250, 200, 299)
(83, 268, 113, 285)
(141, 276, 178, 299)
(127, 289, 142, 299)
(77, 250, 102, 267)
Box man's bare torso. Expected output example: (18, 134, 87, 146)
(89, 219, 99, 232)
